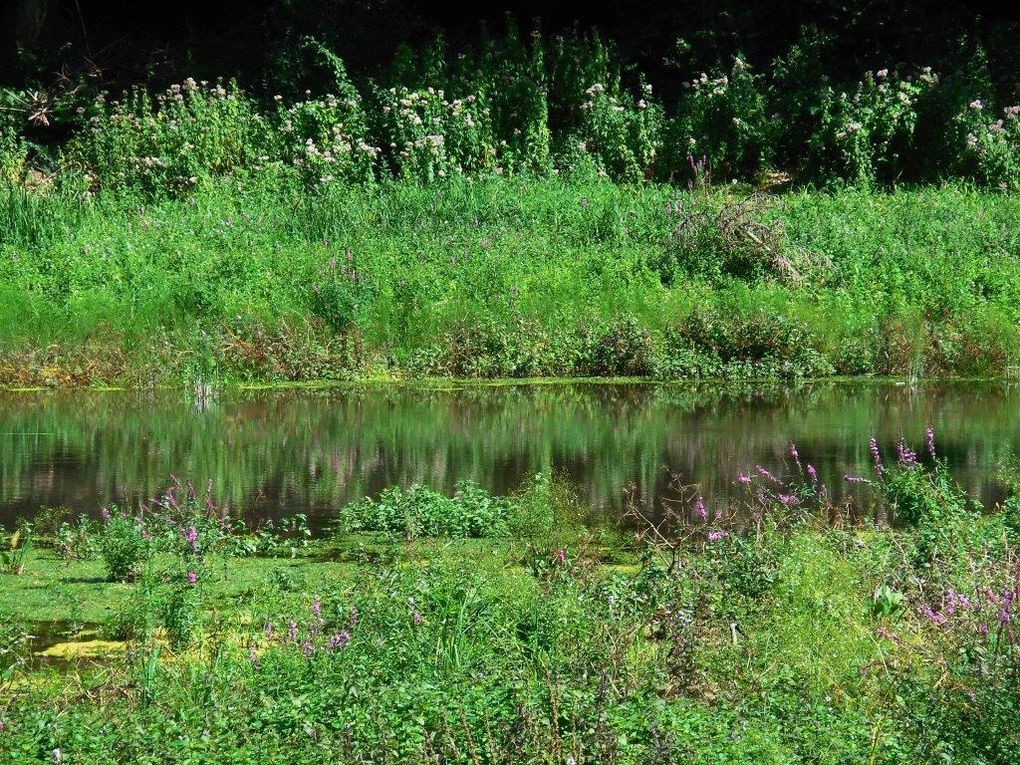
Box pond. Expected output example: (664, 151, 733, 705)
(1, 381, 1017, 531)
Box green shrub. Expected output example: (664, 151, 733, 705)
(65, 79, 272, 197)
(97, 509, 148, 581)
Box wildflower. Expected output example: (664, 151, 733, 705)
(843, 474, 869, 484)
(311, 597, 322, 622)
(349, 607, 359, 626)
(876, 68, 889, 78)
(920, 604, 945, 625)
(187, 570, 198, 586)
(101, 506, 111, 523)
(778, 494, 800, 506)
(183, 525, 199, 554)
(302, 639, 315, 658)
(755, 465, 780, 484)
(288, 620, 298, 643)
(806, 464, 818, 483)
(555, 548, 567, 564)
(264, 622, 275, 640)
(789, 443, 800, 463)
(896, 438, 918, 467)
(869, 436, 883, 473)
(970, 99, 984, 111)
(694, 496, 707, 521)
(925, 426, 936, 458)
(737, 472, 751, 485)
(707, 530, 728, 542)
(327, 631, 351, 650)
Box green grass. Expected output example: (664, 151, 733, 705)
(1, 177, 1019, 386)
(1, 486, 1018, 763)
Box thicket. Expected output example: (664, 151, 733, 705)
(3, 21, 1020, 191)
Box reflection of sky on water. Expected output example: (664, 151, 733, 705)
(1, 381, 1017, 529)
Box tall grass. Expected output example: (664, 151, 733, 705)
(0, 177, 1018, 384)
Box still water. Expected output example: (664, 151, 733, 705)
(1, 381, 1017, 529)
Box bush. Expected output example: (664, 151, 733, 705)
(97, 509, 148, 581)
(669, 56, 774, 181)
(658, 307, 834, 379)
(339, 481, 516, 538)
(807, 68, 938, 185)
(65, 79, 272, 197)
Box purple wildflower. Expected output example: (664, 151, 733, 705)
(327, 631, 351, 650)
(756, 465, 780, 484)
(789, 443, 800, 463)
(806, 464, 817, 483)
(694, 496, 707, 521)
(555, 548, 567, 565)
(183, 525, 199, 555)
(737, 472, 751, 485)
(288, 620, 298, 643)
(920, 604, 945, 625)
(925, 426, 936, 459)
(897, 437, 918, 467)
(707, 530, 729, 542)
(778, 494, 800, 506)
(843, 474, 870, 484)
(869, 436, 883, 473)
(101, 506, 111, 523)
(302, 639, 315, 658)
(187, 570, 198, 586)
(311, 597, 322, 622)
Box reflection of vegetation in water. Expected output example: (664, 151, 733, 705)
(0, 381, 1018, 525)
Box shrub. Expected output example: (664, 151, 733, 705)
(373, 85, 497, 181)
(669, 56, 774, 181)
(97, 509, 148, 581)
(658, 307, 834, 379)
(338, 481, 516, 538)
(807, 68, 938, 185)
(65, 79, 271, 196)
(954, 101, 1020, 189)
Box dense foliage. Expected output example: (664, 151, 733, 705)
(2, 433, 1019, 762)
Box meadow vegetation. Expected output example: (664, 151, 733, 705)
(1, 23, 1020, 385)
(1, 433, 1019, 763)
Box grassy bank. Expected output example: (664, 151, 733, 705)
(1, 448, 1019, 763)
(2, 178, 1019, 387)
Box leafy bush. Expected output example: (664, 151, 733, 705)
(807, 68, 938, 185)
(670, 56, 774, 180)
(658, 307, 834, 379)
(66, 79, 271, 196)
(339, 481, 516, 538)
(97, 509, 148, 581)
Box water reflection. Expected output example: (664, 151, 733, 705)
(0, 381, 1017, 529)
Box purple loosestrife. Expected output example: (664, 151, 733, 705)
(869, 436, 883, 473)
(737, 472, 751, 485)
(806, 464, 818, 483)
(897, 437, 918, 467)
(756, 465, 780, 484)
(707, 530, 728, 542)
(778, 494, 800, 506)
(183, 525, 199, 555)
(327, 631, 351, 650)
(101, 506, 111, 523)
(789, 443, 800, 464)
(694, 496, 707, 521)
(555, 548, 567, 565)
(288, 620, 298, 643)
(302, 639, 315, 659)
(187, 570, 198, 586)
(926, 426, 936, 458)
